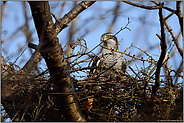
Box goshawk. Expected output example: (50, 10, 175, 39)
(90, 32, 127, 80)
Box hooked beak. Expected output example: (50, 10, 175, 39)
(100, 35, 107, 42)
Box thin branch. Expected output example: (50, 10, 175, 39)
(122, 1, 161, 10)
(22, 2, 41, 74)
(100, 44, 155, 63)
(22, 50, 42, 73)
(66, 1, 78, 63)
(51, 12, 60, 23)
(108, 1, 121, 32)
(67, 41, 103, 59)
(115, 17, 131, 35)
(152, 4, 167, 97)
(152, 1, 183, 34)
(176, 1, 183, 35)
(151, 1, 176, 13)
(164, 10, 176, 21)
(165, 20, 183, 58)
(1, 1, 6, 23)
(28, 43, 38, 50)
(51, 1, 96, 40)
(156, 34, 162, 40)
(174, 60, 183, 85)
(13, 47, 27, 64)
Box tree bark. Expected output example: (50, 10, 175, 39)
(28, 1, 95, 121)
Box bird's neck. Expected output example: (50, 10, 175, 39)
(103, 42, 116, 49)
(101, 41, 117, 53)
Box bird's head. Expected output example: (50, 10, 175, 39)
(100, 32, 118, 50)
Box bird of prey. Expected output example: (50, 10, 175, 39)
(90, 32, 127, 80)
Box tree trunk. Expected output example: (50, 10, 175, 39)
(28, 1, 95, 121)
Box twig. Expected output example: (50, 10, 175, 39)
(165, 20, 183, 58)
(156, 34, 162, 40)
(67, 41, 103, 59)
(123, 1, 161, 10)
(115, 17, 131, 35)
(129, 66, 141, 79)
(71, 57, 91, 68)
(70, 66, 91, 73)
(174, 60, 183, 85)
(13, 47, 27, 64)
(164, 10, 176, 21)
(92, 60, 118, 80)
(100, 44, 155, 63)
(51, 12, 60, 23)
(28, 43, 38, 50)
(131, 44, 156, 63)
(33, 105, 45, 121)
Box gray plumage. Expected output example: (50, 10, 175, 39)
(91, 32, 127, 79)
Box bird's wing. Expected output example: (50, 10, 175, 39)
(121, 56, 127, 72)
(110, 52, 127, 72)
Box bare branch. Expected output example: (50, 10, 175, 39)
(165, 20, 183, 58)
(21, 2, 41, 74)
(151, 1, 176, 13)
(164, 10, 176, 21)
(176, 1, 183, 35)
(152, 1, 183, 34)
(115, 17, 131, 35)
(51, 12, 60, 23)
(52, 1, 96, 39)
(152, 4, 167, 97)
(22, 50, 42, 73)
(1, 1, 6, 23)
(66, 2, 78, 62)
(28, 43, 38, 50)
(122, 1, 161, 10)
(108, 1, 121, 32)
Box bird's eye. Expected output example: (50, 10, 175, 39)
(106, 35, 111, 38)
